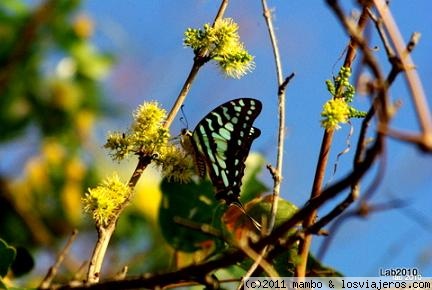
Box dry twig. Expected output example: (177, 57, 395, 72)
(40, 230, 79, 289)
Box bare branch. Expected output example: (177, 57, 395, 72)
(39, 230, 79, 289)
(260, 0, 288, 235)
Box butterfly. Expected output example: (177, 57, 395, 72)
(182, 98, 262, 207)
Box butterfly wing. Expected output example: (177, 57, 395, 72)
(191, 98, 262, 205)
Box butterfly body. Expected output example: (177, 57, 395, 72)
(184, 98, 262, 206)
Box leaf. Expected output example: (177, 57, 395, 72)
(11, 246, 34, 277)
(246, 194, 298, 230)
(0, 239, 16, 278)
(159, 178, 222, 253)
(71, 42, 114, 80)
(240, 153, 268, 204)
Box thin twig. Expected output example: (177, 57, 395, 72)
(238, 244, 278, 279)
(366, 8, 395, 59)
(235, 1, 291, 286)
(261, 0, 291, 234)
(39, 230, 79, 289)
(173, 216, 222, 239)
(238, 246, 269, 290)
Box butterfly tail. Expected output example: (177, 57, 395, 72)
(230, 202, 262, 231)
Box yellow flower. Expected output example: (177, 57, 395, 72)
(320, 98, 350, 130)
(158, 145, 195, 183)
(105, 101, 169, 160)
(184, 18, 255, 78)
(66, 157, 86, 182)
(82, 173, 131, 227)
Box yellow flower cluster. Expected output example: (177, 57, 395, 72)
(104, 101, 194, 183)
(184, 18, 254, 78)
(320, 98, 350, 130)
(157, 145, 195, 183)
(82, 173, 130, 227)
(322, 66, 365, 130)
(105, 101, 169, 160)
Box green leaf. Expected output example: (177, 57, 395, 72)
(10, 246, 34, 277)
(159, 179, 222, 252)
(246, 195, 298, 230)
(240, 153, 268, 204)
(0, 239, 16, 278)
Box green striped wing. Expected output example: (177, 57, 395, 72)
(190, 98, 262, 205)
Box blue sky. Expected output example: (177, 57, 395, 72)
(82, 1, 432, 276)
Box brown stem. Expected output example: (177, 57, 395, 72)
(163, 59, 206, 129)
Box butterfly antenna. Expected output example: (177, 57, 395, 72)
(180, 105, 189, 129)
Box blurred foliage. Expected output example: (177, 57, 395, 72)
(0, 0, 113, 245)
(0, 0, 114, 280)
